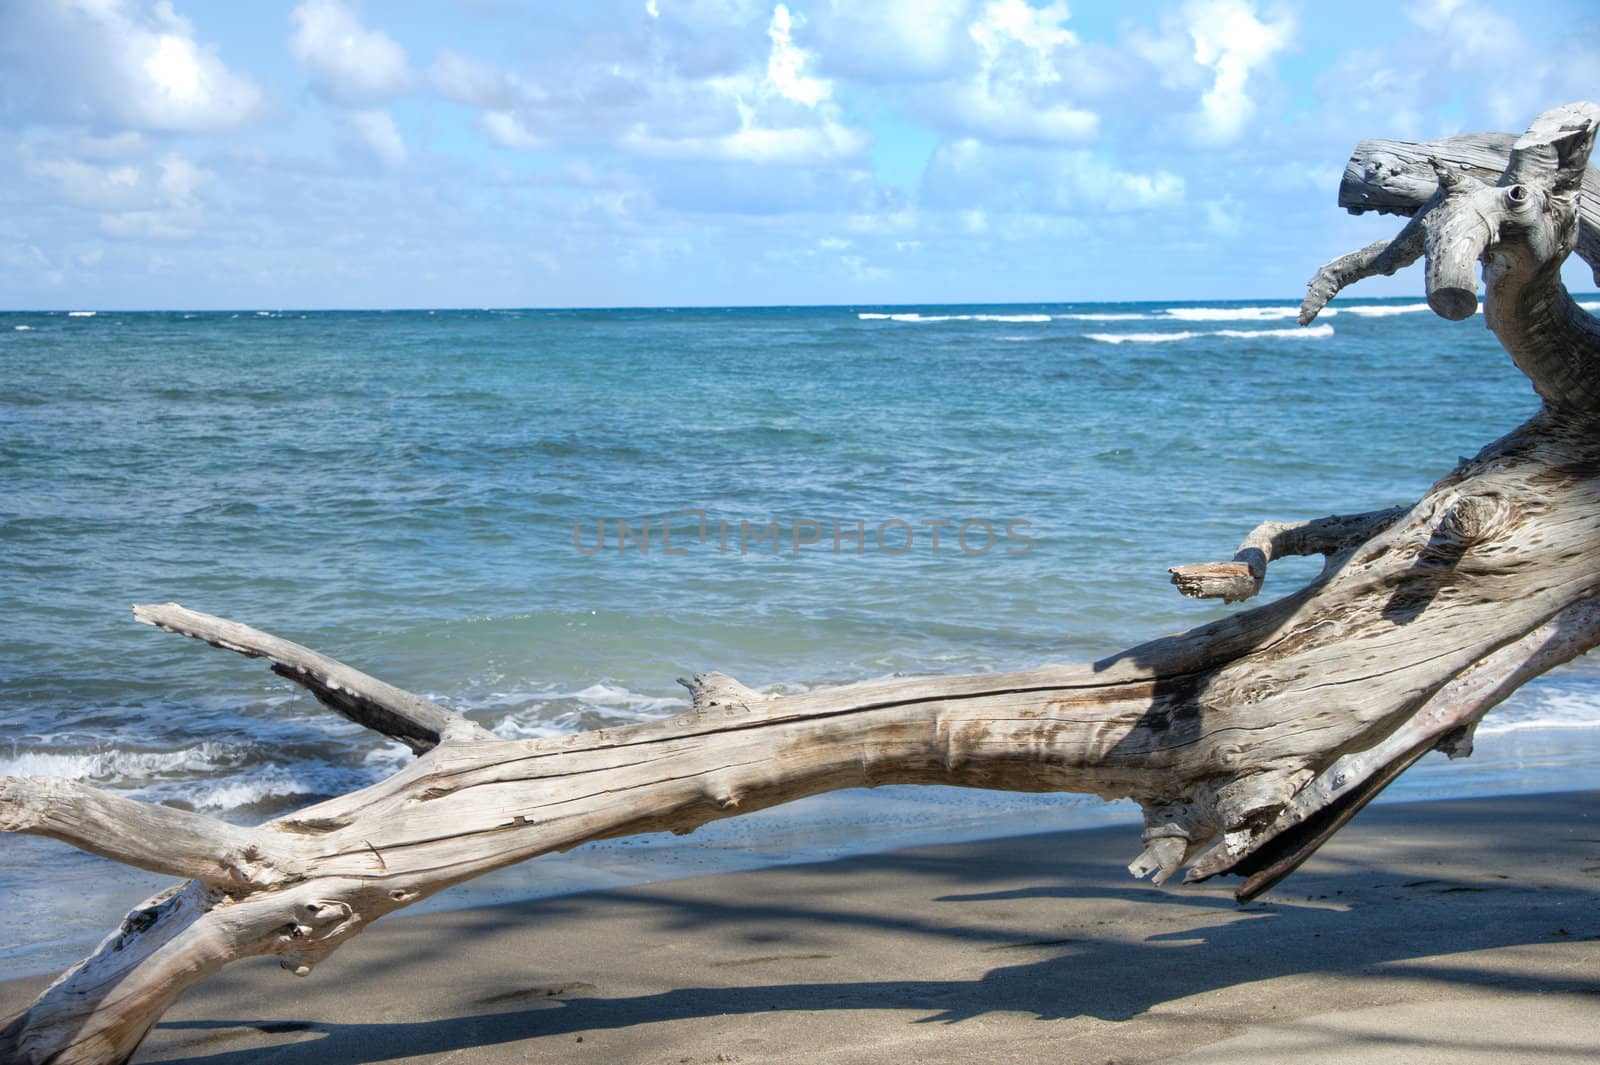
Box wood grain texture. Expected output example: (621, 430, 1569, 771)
(4, 103, 1600, 1065)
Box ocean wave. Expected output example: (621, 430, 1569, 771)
(1475, 689, 1600, 735)
(1054, 313, 1154, 321)
(66, 311, 96, 318)
(1340, 302, 1433, 317)
(1087, 323, 1334, 344)
(0, 740, 246, 787)
(1579, 300, 1600, 312)
(485, 680, 686, 739)
(1163, 306, 1303, 322)
(178, 765, 370, 812)
(858, 312, 1052, 323)
(13, 325, 31, 331)
(569, 681, 683, 712)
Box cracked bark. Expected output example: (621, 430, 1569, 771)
(5, 103, 1600, 1064)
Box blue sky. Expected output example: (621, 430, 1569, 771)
(2, 0, 1596, 309)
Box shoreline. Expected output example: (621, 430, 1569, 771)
(4, 787, 1597, 1063)
(5, 722, 1600, 982)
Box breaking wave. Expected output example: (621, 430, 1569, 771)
(858, 312, 1053, 323)
(1087, 323, 1335, 344)
(1163, 306, 1303, 322)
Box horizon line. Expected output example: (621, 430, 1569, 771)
(6, 292, 1579, 315)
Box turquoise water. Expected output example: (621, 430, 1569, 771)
(3, 299, 1599, 971)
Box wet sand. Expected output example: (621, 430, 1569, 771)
(4, 789, 1598, 1063)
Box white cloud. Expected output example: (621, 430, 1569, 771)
(1130, 0, 1291, 146)
(481, 111, 543, 150)
(1400, 0, 1561, 130)
(767, 4, 829, 106)
(1204, 196, 1242, 236)
(970, 0, 1076, 55)
(29, 157, 146, 212)
(423, 4, 870, 165)
(811, 0, 973, 82)
(924, 138, 1183, 216)
(623, 117, 869, 165)
(75, 131, 149, 162)
(344, 109, 408, 166)
(1305, 0, 1596, 148)
(1185, 0, 1292, 145)
(931, 0, 1099, 145)
(25, 147, 213, 239)
(840, 253, 886, 281)
(155, 153, 209, 204)
(101, 210, 195, 240)
(0, 0, 260, 133)
(1406, 0, 1513, 63)
(290, 0, 411, 107)
(621, 3, 871, 165)
(430, 49, 526, 110)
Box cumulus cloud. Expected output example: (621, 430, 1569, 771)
(1302, 0, 1597, 147)
(481, 111, 544, 150)
(442, 2, 870, 166)
(810, 0, 973, 82)
(23, 147, 213, 239)
(1130, 0, 1291, 147)
(766, 3, 829, 106)
(290, 0, 411, 107)
(917, 0, 1099, 145)
(0, 0, 260, 133)
(430, 48, 527, 111)
(640, 3, 870, 165)
(924, 138, 1184, 216)
(343, 109, 408, 167)
(1185, 0, 1292, 145)
(624, 119, 869, 166)
(1400, 0, 1583, 131)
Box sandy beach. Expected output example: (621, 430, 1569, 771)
(5, 788, 1597, 1064)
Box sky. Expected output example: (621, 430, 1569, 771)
(1, 0, 1597, 310)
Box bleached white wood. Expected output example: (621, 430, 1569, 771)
(133, 602, 494, 751)
(3, 103, 1599, 1065)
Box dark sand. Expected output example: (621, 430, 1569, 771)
(4, 790, 1598, 1064)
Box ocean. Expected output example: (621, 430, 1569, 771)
(4, 298, 1599, 974)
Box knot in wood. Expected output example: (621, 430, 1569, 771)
(1436, 493, 1511, 546)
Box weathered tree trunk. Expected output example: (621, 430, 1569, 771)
(5, 103, 1600, 1065)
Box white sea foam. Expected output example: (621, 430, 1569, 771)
(13, 325, 31, 331)
(1579, 300, 1600, 311)
(1163, 306, 1304, 322)
(66, 310, 95, 317)
(858, 312, 1051, 323)
(570, 682, 682, 713)
(1088, 323, 1334, 344)
(494, 713, 568, 740)
(1475, 689, 1600, 735)
(1054, 313, 1155, 321)
(0, 740, 241, 785)
(188, 772, 324, 811)
(108, 756, 377, 813)
(484, 680, 686, 739)
(1087, 330, 1199, 344)
(1341, 302, 1433, 317)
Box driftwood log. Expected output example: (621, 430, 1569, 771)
(5, 103, 1600, 1064)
